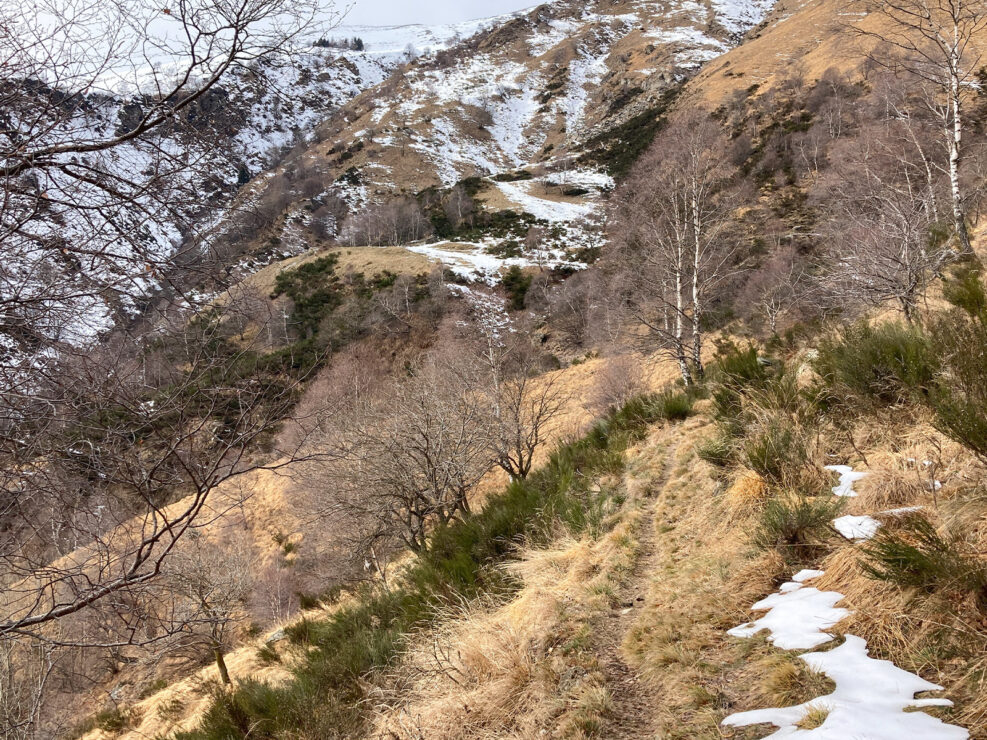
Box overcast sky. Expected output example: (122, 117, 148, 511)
(342, 0, 537, 26)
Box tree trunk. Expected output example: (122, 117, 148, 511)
(690, 180, 706, 379)
(675, 257, 693, 386)
(950, 61, 973, 256)
(214, 647, 231, 685)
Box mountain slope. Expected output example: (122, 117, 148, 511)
(302, 0, 778, 197)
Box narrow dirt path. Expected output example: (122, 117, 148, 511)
(595, 441, 679, 739)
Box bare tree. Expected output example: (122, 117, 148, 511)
(0, 0, 328, 359)
(444, 183, 475, 230)
(160, 527, 254, 685)
(742, 245, 818, 335)
(613, 110, 738, 384)
(824, 126, 949, 321)
(321, 354, 494, 557)
(588, 354, 646, 416)
(338, 197, 432, 246)
(853, 0, 987, 254)
(0, 308, 313, 644)
(0, 637, 55, 740)
(486, 343, 569, 481)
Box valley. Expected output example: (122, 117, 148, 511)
(4, 0, 987, 738)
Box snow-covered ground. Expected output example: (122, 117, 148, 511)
(335, 14, 525, 56)
(832, 514, 881, 541)
(727, 570, 848, 650)
(358, 0, 779, 191)
(494, 180, 599, 222)
(724, 635, 967, 739)
(408, 240, 585, 284)
(402, 168, 608, 283)
(723, 464, 969, 738)
(448, 284, 513, 340)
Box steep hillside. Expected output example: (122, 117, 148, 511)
(0, 17, 495, 351)
(209, 0, 779, 294)
(13, 0, 987, 736)
(298, 0, 777, 195)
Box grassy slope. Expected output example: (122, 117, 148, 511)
(348, 344, 987, 740)
(164, 392, 697, 740)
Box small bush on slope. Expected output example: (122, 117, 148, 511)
(752, 493, 843, 565)
(814, 322, 940, 407)
(742, 417, 809, 485)
(926, 308, 987, 465)
(817, 308, 987, 468)
(862, 514, 987, 611)
(710, 343, 771, 390)
(697, 432, 734, 467)
(175, 394, 682, 740)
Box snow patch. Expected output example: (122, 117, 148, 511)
(407, 241, 582, 285)
(723, 635, 967, 739)
(448, 285, 512, 340)
(494, 181, 599, 222)
(833, 515, 881, 541)
(824, 465, 867, 497)
(727, 572, 849, 650)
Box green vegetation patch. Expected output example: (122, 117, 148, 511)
(580, 85, 682, 179)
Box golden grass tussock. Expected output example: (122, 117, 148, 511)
(756, 652, 836, 707)
(725, 469, 770, 515)
(797, 705, 831, 730)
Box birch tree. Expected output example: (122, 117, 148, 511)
(614, 111, 737, 384)
(855, 0, 987, 255)
(825, 127, 949, 320)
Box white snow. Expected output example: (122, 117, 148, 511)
(728, 572, 849, 650)
(494, 181, 599, 222)
(710, 0, 778, 36)
(449, 284, 512, 340)
(824, 465, 868, 497)
(562, 51, 611, 134)
(723, 635, 967, 739)
(407, 241, 583, 284)
(335, 15, 512, 56)
(833, 515, 881, 541)
(882, 506, 924, 517)
(544, 169, 615, 190)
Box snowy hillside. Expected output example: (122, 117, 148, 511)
(315, 0, 779, 196)
(1, 0, 780, 352)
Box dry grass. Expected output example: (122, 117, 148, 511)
(228, 246, 432, 301)
(725, 469, 769, 515)
(368, 476, 646, 739)
(756, 653, 834, 707)
(618, 417, 793, 738)
(807, 412, 987, 736)
(796, 705, 830, 730)
(79, 632, 295, 740)
(46, 350, 685, 740)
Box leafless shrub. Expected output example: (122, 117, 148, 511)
(588, 354, 646, 415)
(339, 197, 432, 246)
